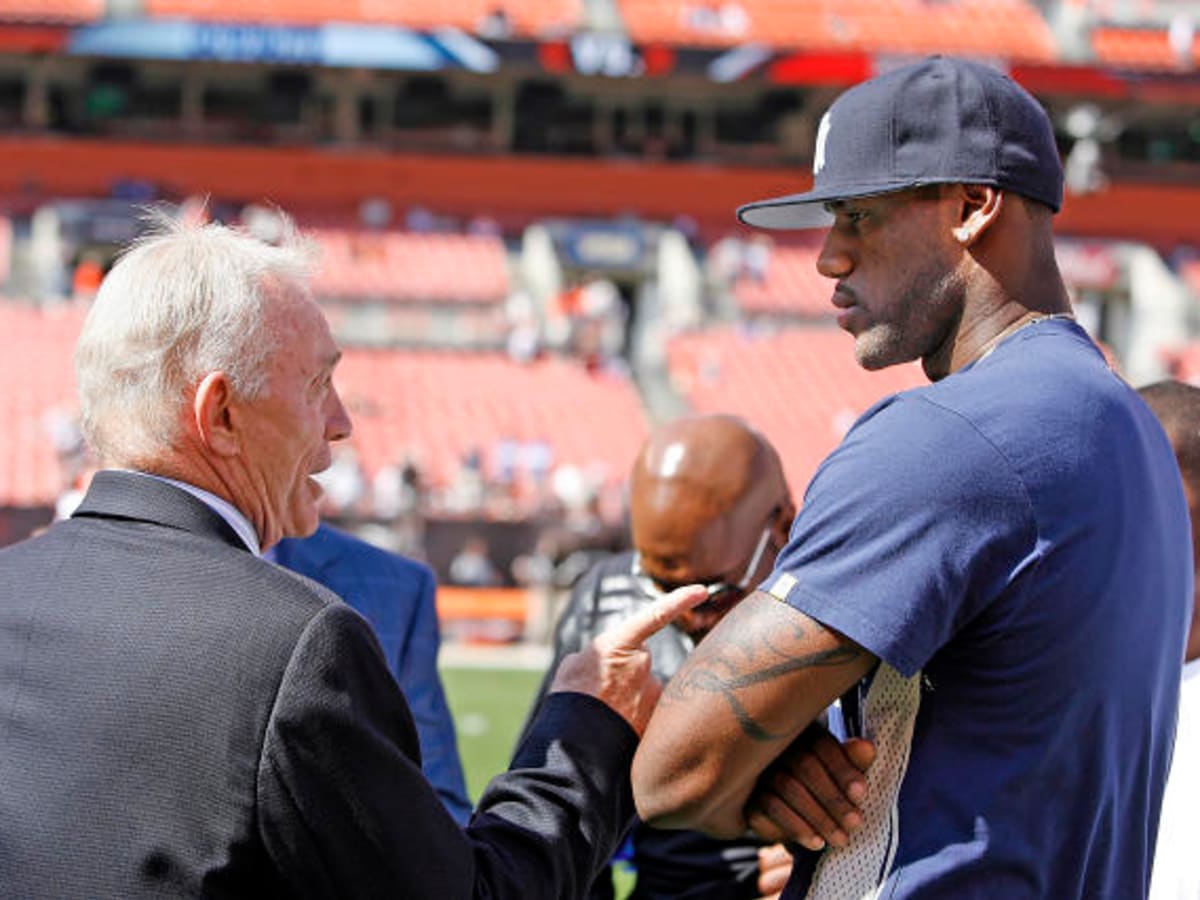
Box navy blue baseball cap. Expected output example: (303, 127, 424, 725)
(737, 56, 1064, 230)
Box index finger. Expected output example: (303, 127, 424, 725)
(599, 584, 707, 650)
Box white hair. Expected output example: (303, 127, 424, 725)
(75, 210, 318, 465)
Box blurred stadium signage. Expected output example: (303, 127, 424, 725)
(67, 21, 497, 72)
(555, 221, 649, 272)
(538, 35, 676, 78)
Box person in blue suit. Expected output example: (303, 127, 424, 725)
(269, 523, 472, 824)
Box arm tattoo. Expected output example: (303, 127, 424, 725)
(663, 597, 863, 741)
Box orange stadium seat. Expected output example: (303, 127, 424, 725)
(728, 235, 832, 317)
(0, 302, 648, 509)
(619, 0, 1056, 62)
(668, 325, 926, 493)
(144, 0, 584, 37)
(0, 302, 87, 508)
(333, 349, 648, 493)
(1092, 26, 1200, 72)
(0, 0, 101, 23)
(310, 229, 509, 304)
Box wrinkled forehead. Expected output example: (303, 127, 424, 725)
(261, 280, 340, 369)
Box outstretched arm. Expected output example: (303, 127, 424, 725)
(632, 591, 876, 839)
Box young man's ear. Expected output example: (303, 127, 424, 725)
(952, 184, 1003, 246)
(192, 371, 239, 457)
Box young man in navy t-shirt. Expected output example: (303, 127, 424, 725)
(633, 56, 1191, 898)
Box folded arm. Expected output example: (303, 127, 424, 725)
(631, 591, 876, 839)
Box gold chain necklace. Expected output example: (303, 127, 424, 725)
(973, 312, 1074, 364)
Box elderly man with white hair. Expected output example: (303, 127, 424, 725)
(0, 213, 703, 898)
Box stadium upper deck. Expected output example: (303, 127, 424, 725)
(0, 0, 1187, 68)
(0, 1, 1193, 245)
(0, 0, 1197, 542)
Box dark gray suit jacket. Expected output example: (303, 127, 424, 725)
(270, 524, 471, 825)
(0, 471, 637, 898)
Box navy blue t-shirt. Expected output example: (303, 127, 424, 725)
(768, 319, 1191, 898)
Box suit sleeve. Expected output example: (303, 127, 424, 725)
(394, 563, 472, 825)
(258, 602, 638, 899)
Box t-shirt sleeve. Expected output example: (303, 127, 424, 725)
(765, 396, 1040, 677)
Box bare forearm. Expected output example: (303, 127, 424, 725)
(632, 593, 873, 835)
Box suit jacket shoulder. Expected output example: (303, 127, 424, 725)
(1, 472, 636, 899)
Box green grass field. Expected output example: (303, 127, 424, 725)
(440, 666, 543, 801)
(441, 665, 635, 898)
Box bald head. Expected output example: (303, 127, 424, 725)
(630, 415, 794, 639)
(633, 415, 782, 519)
(1140, 381, 1200, 480)
(1139, 380, 1200, 662)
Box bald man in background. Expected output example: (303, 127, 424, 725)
(524, 415, 869, 900)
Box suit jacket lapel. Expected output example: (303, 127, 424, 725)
(73, 470, 251, 553)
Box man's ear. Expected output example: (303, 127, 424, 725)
(193, 371, 239, 457)
(951, 184, 1003, 247)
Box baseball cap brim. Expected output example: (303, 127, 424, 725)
(737, 182, 921, 230)
(736, 196, 834, 230)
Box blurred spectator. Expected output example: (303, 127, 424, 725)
(683, 1, 748, 37)
(1169, 13, 1195, 69)
(359, 197, 394, 230)
(493, 438, 521, 489)
(742, 234, 772, 283)
(405, 205, 436, 233)
(709, 234, 772, 285)
(467, 215, 501, 236)
(477, 5, 513, 39)
(567, 277, 628, 372)
(241, 203, 285, 245)
(445, 447, 486, 513)
(109, 178, 156, 202)
(374, 454, 424, 520)
(315, 445, 368, 515)
(449, 536, 502, 587)
(551, 463, 593, 518)
(511, 532, 560, 643)
(504, 289, 541, 364)
(524, 439, 555, 502)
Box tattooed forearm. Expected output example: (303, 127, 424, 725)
(680, 667, 785, 741)
(661, 593, 865, 741)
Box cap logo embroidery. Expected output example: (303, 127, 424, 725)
(813, 111, 831, 176)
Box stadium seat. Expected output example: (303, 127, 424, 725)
(333, 348, 648, 498)
(618, 0, 1056, 62)
(309, 229, 510, 305)
(1092, 26, 1200, 71)
(0, 302, 87, 507)
(0, 0, 102, 23)
(723, 234, 832, 317)
(667, 325, 926, 492)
